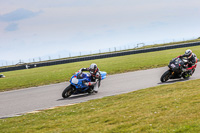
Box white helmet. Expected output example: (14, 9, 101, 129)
(185, 49, 192, 59)
(89, 63, 97, 73)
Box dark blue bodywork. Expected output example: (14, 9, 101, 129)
(69, 71, 107, 94)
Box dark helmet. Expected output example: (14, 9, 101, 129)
(89, 63, 98, 74)
(185, 49, 192, 59)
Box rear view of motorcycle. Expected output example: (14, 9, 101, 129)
(160, 57, 198, 82)
(62, 71, 107, 98)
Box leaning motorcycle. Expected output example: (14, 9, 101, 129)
(62, 71, 107, 98)
(160, 57, 198, 82)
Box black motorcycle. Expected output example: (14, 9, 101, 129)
(160, 57, 193, 82)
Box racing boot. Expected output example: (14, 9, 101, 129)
(87, 86, 94, 94)
(93, 83, 98, 93)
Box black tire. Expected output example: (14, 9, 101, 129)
(160, 70, 171, 82)
(87, 86, 94, 94)
(62, 85, 74, 98)
(182, 72, 190, 80)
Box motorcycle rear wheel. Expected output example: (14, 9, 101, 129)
(62, 85, 73, 98)
(160, 70, 171, 82)
(182, 72, 190, 80)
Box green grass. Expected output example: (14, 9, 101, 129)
(0, 45, 200, 92)
(136, 38, 200, 49)
(1, 79, 200, 132)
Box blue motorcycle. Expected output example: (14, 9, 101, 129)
(62, 71, 107, 98)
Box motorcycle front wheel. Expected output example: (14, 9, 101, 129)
(160, 70, 171, 82)
(62, 85, 74, 98)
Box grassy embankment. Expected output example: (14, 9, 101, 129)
(0, 45, 200, 92)
(1, 79, 200, 132)
(1, 38, 200, 69)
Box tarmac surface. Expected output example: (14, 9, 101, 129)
(0, 63, 200, 119)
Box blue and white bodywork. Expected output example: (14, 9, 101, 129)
(62, 71, 107, 98)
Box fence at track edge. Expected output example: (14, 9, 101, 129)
(1, 41, 200, 73)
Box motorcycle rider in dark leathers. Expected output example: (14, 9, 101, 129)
(177, 49, 198, 76)
(79, 63, 100, 93)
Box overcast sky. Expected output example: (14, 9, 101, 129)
(1, 0, 200, 65)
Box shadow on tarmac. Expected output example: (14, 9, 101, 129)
(157, 78, 189, 84)
(57, 93, 96, 101)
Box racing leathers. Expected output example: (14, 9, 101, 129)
(79, 67, 100, 92)
(177, 53, 198, 75)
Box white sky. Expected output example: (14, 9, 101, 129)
(0, 0, 200, 65)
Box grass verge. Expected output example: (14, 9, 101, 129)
(0, 45, 200, 92)
(1, 79, 200, 132)
(1, 39, 200, 69)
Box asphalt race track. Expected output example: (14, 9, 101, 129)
(0, 63, 200, 119)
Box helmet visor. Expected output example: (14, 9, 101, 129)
(90, 68, 95, 73)
(188, 53, 192, 58)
